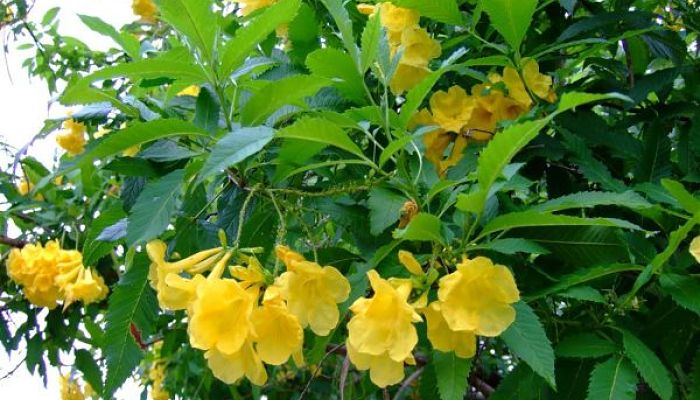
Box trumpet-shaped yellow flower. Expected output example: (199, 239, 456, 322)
(148, 362, 170, 400)
(380, 3, 420, 45)
(205, 341, 268, 385)
(397, 26, 441, 67)
(59, 267, 110, 307)
(188, 277, 256, 355)
(390, 63, 431, 94)
(521, 59, 557, 103)
(56, 119, 86, 156)
(423, 302, 476, 358)
(274, 245, 350, 336)
(235, 0, 278, 16)
(132, 0, 158, 22)
(346, 270, 421, 387)
(8, 241, 75, 308)
(251, 287, 303, 365)
(60, 375, 85, 400)
(690, 236, 700, 263)
(398, 250, 424, 276)
(230, 255, 267, 292)
(438, 257, 520, 337)
(430, 86, 475, 133)
(16, 178, 44, 201)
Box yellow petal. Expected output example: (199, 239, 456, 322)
(205, 342, 267, 385)
(690, 235, 700, 263)
(251, 299, 303, 365)
(398, 250, 424, 276)
(423, 302, 476, 358)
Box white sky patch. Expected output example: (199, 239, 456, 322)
(0, 2, 146, 398)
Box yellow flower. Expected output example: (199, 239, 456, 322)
(132, 0, 158, 22)
(438, 257, 520, 337)
(59, 375, 85, 400)
(235, 0, 278, 16)
(521, 59, 557, 103)
(690, 236, 700, 264)
(188, 276, 256, 355)
(149, 362, 170, 400)
(59, 267, 110, 307)
(423, 302, 476, 358)
(357, 4, 376, 15)
(390, 63, 431, 94)
(205, 340, 267, 385)
(398, 250, 424, 276)
(468, 83, 528, 136)
(250, 287, 304, 365)
(56, 119, 86, 156)
(346, 270, 421, 387)
(17, 178, 44, 200)
(397, 26, 441, 67)
(274, 245, 351, 336)
(380, 3, 420, 45)
(176, 85, 201, 97)
(230, 255, 267, 291)
(146, 240, 223, 310)
(429, 86, 475, 133)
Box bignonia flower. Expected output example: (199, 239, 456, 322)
(468, 82, 528, 135)
(176, 85, 200, 97)
(438, 257, 520, 337)
(358, 3, 420, 45)
(423, 302, 476, 358)
(16, 178, 44, 201)
(148, 361, 170, 400)
(251, 286, 304, 366)
(146, 240, 223, 310)
(410, 108, 468, 176)
(205, 339, 268, 385)
(430, 86, 475, 133)
(389, 27, 441, 94)
(346, 270, 421, 387)
(691, 236, 700, 263)
(60, 374, 85, 400)
(274, 245, 350, 336)
(132, 0, 158, 22)
(56, 119, 86, 156)
(57, 266, 110, 308)
(497, 59, 556, 108)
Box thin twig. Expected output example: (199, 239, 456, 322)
(393, 367, 425, 400)
(0, 235, 26, 248)
(299, 343, 344, 400)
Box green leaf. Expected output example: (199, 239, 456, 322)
(360, 8, 382, 73)
(240, 74, 331, 125)
(74, 51, 207, 83)
(556, 333, 618, 358)
(157, 0, 218, 62)
(481, 0, 538, 50)
(502, 302, 556, 388)
(104, 254, 158, 397)
(478, 211, 641, 238)
(368, 188, 406, 236)
(527, 264, 643, 300)
(470, 238, 550, 255)
(319, 0, 360, 67)
(559, 286, 606, 303)
(635, 121, 672, 183)
(559, 0, 577, 13)
(491, 364, 550, 400)
(275, 117, 366, 160)
(392, 0, 463, 25)
(126, 169, 185, 245)
(75, 349, 103, 393)
(198, 127, 275, 183)
(83, 205, 127, 266)
(433, 351, 472, 400)
(533, 191, 651, 213)
(78, 15, 140, 59)
(219, 0, 301, 77)
(57, 120, 208, 175)
(556, 92, 632, 113)
(586, 356, 638, 400)
(661, 179, 700, 214)
(393, 213, 445, 244)
(659, 273, 700, 316)
(42, 7, 60, 25)
(622, 331, 673, 400)
(690, 348, 700, 400)
(306, 48, 366, 104)
(193, 87, 220, 133)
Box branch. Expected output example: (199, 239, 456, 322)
(0, 235, 26, 248)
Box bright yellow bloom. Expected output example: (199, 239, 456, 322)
(176, 85, 201, 97)
(60, 375, 85, 400)
(17, 178, 44, 200)
(235, 0, 278, 16)
(132, 0, 158, 22)
(346, 270, 421, 387)
(274, 245, 351, 336)
(380, 3, 420, 45)
(690, 236, 700, 264)
(251, 287, 303, 365)
(205, 340, 267, 385)
(521, 59, 557, 103)
(188, 276, 256, 355)
(146, 240, 223, 310)
(56, 119, 86, 156)
(423, 302, 476, 358)
(8, 241, 74, 308)
(430, 86, 475, 133)
(390, 63, 431, 94)
(398, 250, 424, 276)
(438, 257, 519, 337)
(230, 255, 267, 291)
(59, 267, 110, 308)
(148, 362, 169, 400)
(397, 26, 441, 67)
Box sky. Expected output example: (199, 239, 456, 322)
(0, 1, 142, 398)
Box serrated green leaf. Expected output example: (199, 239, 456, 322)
(126, 169, 185, 245)
(622, 331, 673, 400)
(661, 179, 700, 214)
(527, 263, 643, 300)
(275, 117, 366, 160)
(490, 364, 550, 400)
(78, 14, 140, 59)
(559, 286, 606, 303)
(556, 92, 632, 113)
(478, 211, 641, 238)
(75, 349, 103, 393)
(104, 254, 158, 396)
(360, 9, 382, 73)
(193, 87, 220, 133)
(392, 0, 463, 25)
(393, 213, 445, 244)
(219, 0, 301, 77)
(368, 188, 406, 236)
(470, 238, 550, 255)
(586, 356, 638, 400)
(502, 302, 556, 388)
(198, 127, 275, 183)
(307, 48, 366, 104)
(659, 273, 700, 316)
(556, 333, 618, 358)
(534, 191, 651, 213)
(83, 205, 126, 266)
(481, 0, 538, 50)
(433, 351, 472, 400)
(319, 0, 360, 67)
(240, 75, 331, 125)
(157, 0, 218, 62)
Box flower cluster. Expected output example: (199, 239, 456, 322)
(60, 374, 95, 400)
(132, 0, 157, 22)
(412, 59, 557, 175)
(7, 241, 109, 309)
(147, 346, 170, 400)
(347, 252, 519, 387)
(16, 178, 43, 200)
(359, 3, 441, 94)
(56, 118, 87, 156)
(146, 241, 350, 385)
